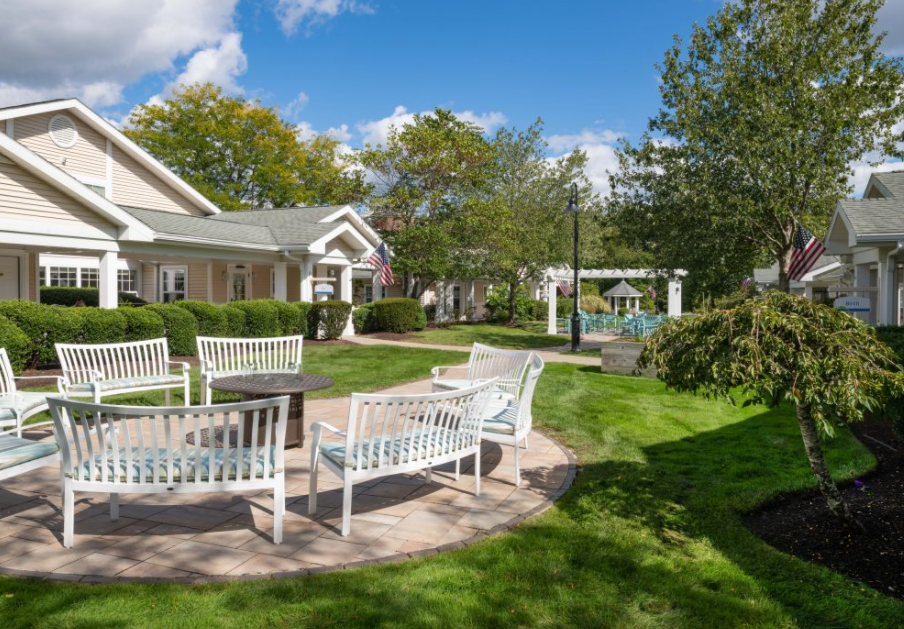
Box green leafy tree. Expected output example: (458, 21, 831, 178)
(356, 109, 496, 298)
(640, 291, 904, 531)
(126, 83, 369, 210)
(609, 0, 904, 292)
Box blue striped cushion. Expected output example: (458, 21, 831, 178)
(320, 429, 464, 469)
(0, 392, 50, 422)
(76, 446, 278, 482)
(0, 435, 59, 471)
(68, 374, 185, 394)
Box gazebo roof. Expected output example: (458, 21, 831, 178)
(603, 280, 643, 297)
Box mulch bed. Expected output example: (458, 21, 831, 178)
(744, 416, 904, 599)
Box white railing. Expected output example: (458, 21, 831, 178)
(309, 378, 499, 536)
(432, 343, 533, 399)
(56, 338, 190, 405)
(197, 335, 303, 404)
(48, 396, 289, 548)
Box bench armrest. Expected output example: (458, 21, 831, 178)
(431, 365, 469, 381)
(61, 368, 103, 392)
(198, 358, 213, 374)
(166, 361, 190, 375)
(14, 375, 64, 384)
(311, 422, 346, 438)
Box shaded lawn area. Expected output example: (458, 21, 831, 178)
(4, 364, 903, 627)
(411, 323, 567, 350)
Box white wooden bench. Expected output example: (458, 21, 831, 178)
(309, 378, 498, 537)
(0, 434, 59, 483)
(48, 396, 289, 548)
(0, 348, 63, 437)
(56, 338, 190, 405)
(431, 343, 533, 400)
(197, 335, 304, 405)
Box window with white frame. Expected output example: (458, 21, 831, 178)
(39, 267, 45, 287)
(49, 267, 77, 287)
(118, 269, 137, 294)
(364, 285, 374, 303)
(160, 266, 187, 303)
(80, 268, 98, 288)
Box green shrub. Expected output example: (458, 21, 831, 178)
(877, 325, 904, 440)
(352, 302, 377, 334)
(309, 300, 352, 340)
(175, 300, 228, 337)
(221, 305, 246, 337)
(75, 308, 126, 344)
(261, 299, 304, 335)
(372, 298, 425, 333)
(557, 299, 574, 318)
(413, 305, 428, 330)
(40, 286, 146, 307)
(144, 304, 198, 356)
(486, 284, 536, 322)
(0, 301, 81, 366)
(0, 314, 30, 374)
(293, 302, 312, 338)
(120, 308, 165, 342)
(714, 289, 754, 310)
(226, 300, 281, 337)
(581, 294, 611, 314)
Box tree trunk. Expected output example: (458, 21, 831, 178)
(507, 280, 518, 325)
(796, 404, 865, 533)
(777, 226, 795, 293)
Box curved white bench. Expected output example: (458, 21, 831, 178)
(431, 343, 533, 401)
(0, 348, 63, 437)
(48, 396, 289, 548)
(56, 338, 190, 405)
(197, 335, 303, 406)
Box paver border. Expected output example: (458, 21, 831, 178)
(0, 432, 577, 585)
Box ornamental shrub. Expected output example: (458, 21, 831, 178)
(352, 302, 377, 334)
(557, 299, 574, 319)
(581, 294, 611, 314)
(0, 314, 30, 374)
(0, 301, 81, 366)
(144, 304, 198, 356)
(175, 300, 228, 337)
(221, 305, 246, 337)
(372, 298, 424, 333)
(486, 284, 535, 322)
(226, 300, 281, 337)
(75, 308, 126, 345)
(309, 300, 352, 340)
(120, 307, 165, 342)
(413, 305, 427, 330)
(40, 286, 146, 307)
(260, 299, 305, 335)
(293, 302, 312, 338)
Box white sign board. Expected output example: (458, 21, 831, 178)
(833, 296, 870, 314)
(314, 283, 334, 295)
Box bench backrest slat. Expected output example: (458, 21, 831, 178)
(466, 343, 532, 398)
(0, 348, 16, 396)
(56, 338, 171, 385)
(197, 336, 303, 378)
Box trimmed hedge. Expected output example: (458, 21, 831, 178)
(144, 304, 198, 356)
(0, 301, 82, 366)
(262, 299, 305, 336)
(308, 300, 352, 340)
(352, 302, 377, 334)
(41, 286, 146, 307)
(372, 298, 425, 333)
(225, 301, 281, 338)
(76, 308, 126, 345)
(120, 308, 165, 342)
(221, 305, 246, 337)
(175, 300, 229, 337)
(293, 302, 312, 337)
(0, 314, 30, 374)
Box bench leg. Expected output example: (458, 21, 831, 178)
(473, 451, 481, 496)
(424, 467, 432, 484)
(308, 448, 319, 516)
(455, 458, 460, 481)
(63, 480, 74, 548)
(184, 379, 191, 407)
(273, 475, 285, 544)
(523, 434, 529, 450)
(513, 440, 521, 488)
(110, 493, 119, 520)
(341, 477, 353, 537)
(199, 381, 208, 406)
(164, 389, 171, 406)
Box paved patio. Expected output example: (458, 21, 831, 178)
(0, 378, 573, 582)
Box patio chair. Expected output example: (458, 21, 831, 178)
(309, 378, 498, 537)
(0, 348, 63, 437)
(431, 343, 532, 401)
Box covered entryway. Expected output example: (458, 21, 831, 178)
(0, 255, 20, 300)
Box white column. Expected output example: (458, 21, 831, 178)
(446, 282, 456, 319)
(372, 270, 383, 302)
(340, 265, 354, 336)
(98, 251, 118, 309)
(854, 263, 874, 325)
(667, 280, 682, 317)
(206, 262, 213, 302)
(878, 255, 896, 326)
(435, 281, 447, 322)
(466, 280, 476, 321)
(803, 285, 813, 300)
(273, 261, 288, 302)
(300, 258, 313, 302)
(547, 279, 557, 334)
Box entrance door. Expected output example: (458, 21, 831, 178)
(0, 256, 20, 301)
(228, 265, 251, 302)
(161, 267, 187, 303)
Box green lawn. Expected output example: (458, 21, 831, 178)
(4, 363, 902, 627)
(410, 323, 567, 350)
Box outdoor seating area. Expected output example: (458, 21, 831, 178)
(557, 312, 666, 337)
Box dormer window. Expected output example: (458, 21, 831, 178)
(48, 114, 78, 148)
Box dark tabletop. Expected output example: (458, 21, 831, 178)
(208, 373, 334, 395)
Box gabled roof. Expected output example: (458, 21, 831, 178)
(209, 207, 341, 246)
(836, 197, 904, 238)
(864, 170, 904, 199)
(121, 207, 277, 248)
(603, 280, 643, 297)
(0, 98, 221, 215)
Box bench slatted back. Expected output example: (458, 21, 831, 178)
(56, 338, 171, 385)
(466, 343, 532, 398)
(198, 336, 303, 378)
(342, 378, 497, 473)
(515, 354, 545, 433)
(0, 349, 16, 396)
(49, 397, 288, 486)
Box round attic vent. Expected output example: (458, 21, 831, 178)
(48, 114, 78, 148)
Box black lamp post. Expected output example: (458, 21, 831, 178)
(564, 182, 581, 352)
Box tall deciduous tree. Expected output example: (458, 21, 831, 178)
(356, 109, 496, 298)
(126, 83, 369, 210)
(609, 0, 904, 292)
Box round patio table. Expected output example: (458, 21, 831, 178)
(208, 373, 334, 449)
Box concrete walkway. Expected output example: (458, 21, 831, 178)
(345, 334, 608, 366)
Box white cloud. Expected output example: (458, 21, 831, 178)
(283, 92, 310, 120)
(325, 124, 353, 142)
(356, 105, 508, 146)
(0, 0, 241, 108)
(166, 32, 247, 95)
(274, 0, 374, 36)
(547, 128, 623, 196)
(877, 1, 904, 55)
(294, 121, 353, 144)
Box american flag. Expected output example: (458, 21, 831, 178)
(788, 224, 826, 281)
(367, 242, 394, 287)
(647, 285, 657, 300)
(556, 279, 572, 297)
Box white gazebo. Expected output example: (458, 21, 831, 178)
(545, 267, 686, 334)
(604, 280, 643, 315)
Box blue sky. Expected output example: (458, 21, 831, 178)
(1, 0, 902, 194)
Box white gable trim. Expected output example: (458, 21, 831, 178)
(307, 222, 371, 255)
(318, 205, 380, 246)
(0, 133, 153, 241)
(0, 99, 221, 216)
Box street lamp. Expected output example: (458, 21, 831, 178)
(564, 182, 581, 352)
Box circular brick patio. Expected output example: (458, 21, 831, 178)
(0, 379, 575, 583)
